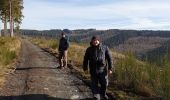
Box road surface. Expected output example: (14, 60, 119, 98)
(0, 39, 93, 100)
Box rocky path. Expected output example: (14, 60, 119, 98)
(0, 39, 93, 100)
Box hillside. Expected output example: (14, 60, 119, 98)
(21, 29, 170, 63)
(113, 36, 170, 57)
(29, 37, 169, 100)
(143, 40, 170, 64)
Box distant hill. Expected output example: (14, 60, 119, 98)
(20, 29, 170, 63)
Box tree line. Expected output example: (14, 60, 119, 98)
(21, 29, 170, 43)
(21, 29, 170, 64)
(0, 0, 24, 37)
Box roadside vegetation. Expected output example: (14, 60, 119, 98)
(0, 37, 21, 86)
(115, 52, 170, 99)
(30, 37, 170, 100)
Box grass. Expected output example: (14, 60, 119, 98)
(30, 38, 170, 100)
(159, 54, 170, 100)
(30, 37, 58, 49)
(0, 37, 21, 86)
(115, 53, 158, 95)
(30, 38, 138, 99)
(115, 52, 170, 99)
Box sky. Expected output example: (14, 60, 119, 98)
(18, 0, 170, 30)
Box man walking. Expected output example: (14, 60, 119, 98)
(83, 36, 113, 100)
(58, 32, 69, 69)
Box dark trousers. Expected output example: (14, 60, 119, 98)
(91, 72, 108, 96)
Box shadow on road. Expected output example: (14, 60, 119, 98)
(0, 94, 93, 100)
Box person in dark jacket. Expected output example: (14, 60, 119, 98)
(58, 32, 69, 69)
(83, 36, 113, 100)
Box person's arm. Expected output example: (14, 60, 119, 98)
(105, 46, 113, 74)
(83, 48, 89, 71)
(65, 38, 69, 50)
(66, 39, 69, 49)
(58, 39, 61, 51)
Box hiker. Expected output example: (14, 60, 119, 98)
(83, 36, 113, 100)
(58, 32, 69, 69)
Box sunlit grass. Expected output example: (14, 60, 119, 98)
(30, 37, 58, 49)
(159, 54, 170, 100)
(30, 38, 137, 99)
(115, 52, 170, 99)
(30, 38, 170, 99)
(0, 37, 21, 86)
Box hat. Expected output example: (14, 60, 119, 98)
(91, 36, 100, 41)
(61, 31, 65, 35)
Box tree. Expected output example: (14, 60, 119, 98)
(0, 0, 24, 37)
(0, 0, 9, 36)
(0, 0, 2, 36)
(13, 0, 24, 31)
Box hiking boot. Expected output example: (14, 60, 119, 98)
(63, 65, 67, 69)
(101, 95, 108, 100)
(57, 65, 64, 69)
(93, 94, 100, 100)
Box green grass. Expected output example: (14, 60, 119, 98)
(115, 52, 170, 99)
(159, 54, 170, 100)
(0, 48, 17, 65)
(115, 53, 158, 96)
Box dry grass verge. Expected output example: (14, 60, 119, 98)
(30, 37, 169, 99)
(0, 37, 21, 87)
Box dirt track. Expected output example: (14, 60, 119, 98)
(0, 39, 93, 100)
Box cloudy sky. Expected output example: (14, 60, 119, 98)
(20, 0, 170, 30)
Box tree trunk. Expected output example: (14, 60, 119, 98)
(9, 0, 14, 37)
(12, 17, 14, 35)
(0, 20, 1, 37)
(0, 27, 1, 37)
(4, 14, 8, 36)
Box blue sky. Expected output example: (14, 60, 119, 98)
(19, 0, 170, 30)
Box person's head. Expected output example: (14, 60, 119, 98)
(91, 36, 100, 46)
(61, 32, 65, 37)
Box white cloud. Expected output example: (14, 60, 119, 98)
(20, 0, 170, 30)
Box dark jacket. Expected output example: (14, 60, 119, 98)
(83, 44, 113, 75)
(58, 37, 69, 51)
